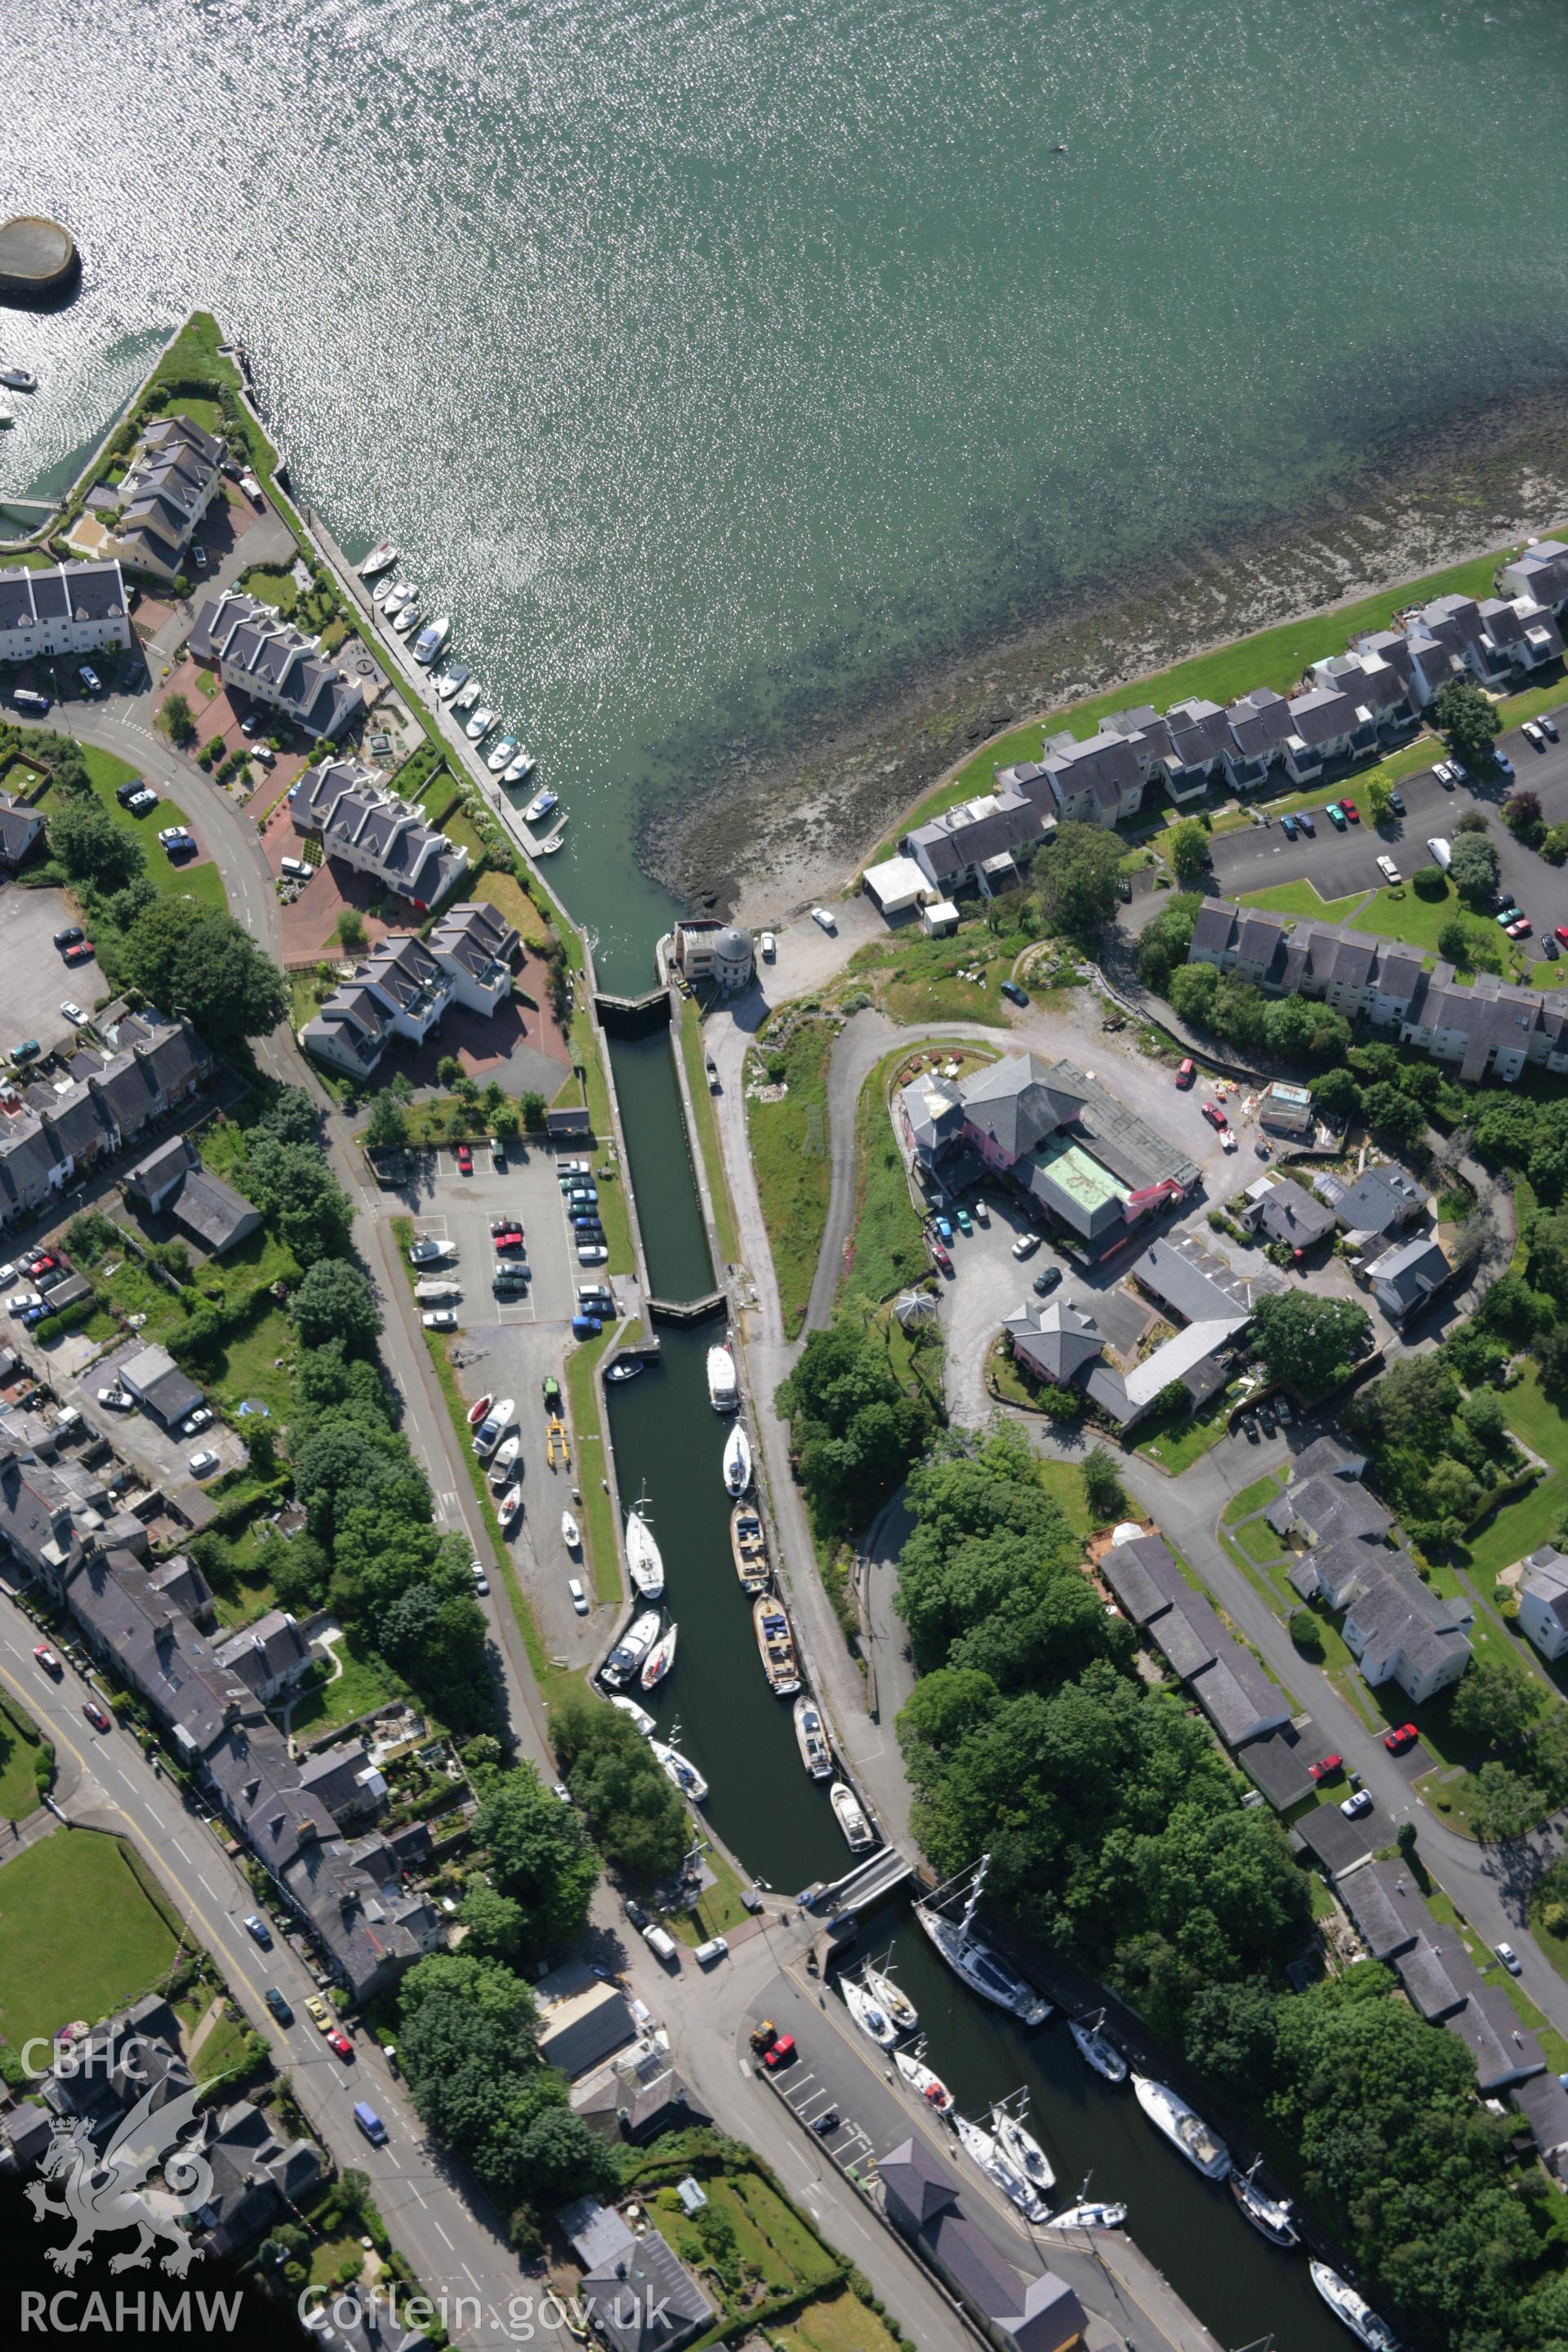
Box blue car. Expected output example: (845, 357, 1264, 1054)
(1494, 751, 1514, 777)
(934, 1214, 953, 1241)
(1280, 813, 1298, 840)
(1296, 810, 1316, 836)
(571, 1315, 603, 1339)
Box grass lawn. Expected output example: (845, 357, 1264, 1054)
(207, 1521, 280, 1633)
(207, 1300, 298, 1423)
(309, 2234, 368, 2291)
(1223, 1471, 1285, 1523)
(1137, 1392, 1234, 1474)
(840, 929, 1012, 1027)
(1238, 879, 1372, 923)
(288, 1633, 403, 1735)
(190, 2006, 256, 2086)
(0, 1834, 180, 2050)
(679, 1000, 741, 1270)
(1234, 1510, 1291, 1566)
(0, 1696, 42, 1820)
(1036, 1458, 1092, 1544)
(746, 1015, 835, 1338)
(706, 2171, 838, 2295)
(664, 1833, 753, 1945)
(243, 567, 300, 617)
(1349, 882, 1522, 978)
(839, 1046, 929, 1313)
(776, 2291, 903, 2352)
(566, 1324, 622, 1608)
(875, 545, 1513, 857)
(1454, 1374, 1562, 1583)
(55, 746, 228, 911)
(474, 865, 555, 951)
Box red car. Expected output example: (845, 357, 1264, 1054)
(493, 1227, 524, 1251)
(762, 2033, 797, 2070)
(1339, 800, 1359, 824)
(27, 1254, 58, 1277)
(82, 1700, 112, 1733)
(1508, 916, 1532, 938)
(455, 1143, 472, 1174)
(929, 1239, 953, 1274)
(1384, 1722, 1419, 1755)
(1307, 1753, 1343, 1782)
(1557, 925, 1568, 948)
(327, 2029, 354, 2060)
(63, 940, 96, 965)
(1175, 1058, 1196, 1089)
(33, 1644, 62, 1677)
(1201, 1101, 1228, 1131)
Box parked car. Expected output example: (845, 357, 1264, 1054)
(760, 931, 777, 960)
(1339, 1790, 1374, 1820)
(1175, 1057, 1196, 1087)
(12, 1040, 41, 1064)
(53, 924, 83, 951)
(954, 1206, 972, 1236)
(1387, 789, 1405, 814)
(568, 1577, 589, 1615)
(423, 1308, 457, 1330)
(1000, 978, 1029, 1007)
(1201, 1100, 1227, 1130)
(1032, 1265, 1062, 1296)
(33, 1645, 62, 1677)
(181, 1408, 213, 1437)
(327, 2029, 354, 2059)
(1325, 804, 1348, 830)
(809, 906, 837, 933)
(973, 1198, 990, 1224)
(1383, 1722, 1419, 1754)
(1508, 916, 1533, 938)
(187, 1449, 220, 1477)
(62, 940, 95, 966)
(1280, 813, 1298, 840)
(191, 544, 209, 570)
(1545, 935, 1561, 960)
(97, 1384, 132, 1409)
(1307, 1753, 1344, 1782)
(60, 1001, 87, 1026)
(1426, 836, 1452, 871)
(1542, 713, 1560, 741)
(1524, 720, 1546, 750)
(1556, 925, 1568, 947)
(1376, 854, 1401, 884)
(1010, 1231, 1040, 1259)
(1496, 1942, 1522, 1976)
(455, 1143, 472, 1174)
(492, 1227, 525, 1251)
(264, 1989, 293, 2025)
(1494, 750, 1514, 777)
(933, 1214, 952, 1241)
(1295, 809, 1315, 835)
(471, 1562, 489, 1596)
(929, 1239, 952, 1273)
(489, 1135, 506, 1172)
(556, 1160, 590, 1178)
(82, 1700, 112, 1733)
(1339, 799, 1360, 824)
(242, 1913, 274, 1949)
(577, 1245, 609, 1264)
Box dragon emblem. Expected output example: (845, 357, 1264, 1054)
(25, 2076, 212, 2276)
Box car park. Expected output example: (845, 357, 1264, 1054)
(53, 924, 84, 951)
(1000, 978, 1029, 1006)
(568, 1577, 589, 1615)
(188, 1449, 220, 1477)
(1387, 789, 1405, 813)
(1325, 804, 1347, 830)
(1201, 1100, 1227, 1130)
(60, 1001, 86, 1026)
(455, 1143, 472, 1174)
(243, 1913, 273, 1949)
(1307, 1753, 1343, 1782)
(1339, 799, 1359, 823)
(1280, 813, 1297, 840)
(1010, 1231, 1040, 1259)
(264, 1989, 293, 2025)
(1295, 809, 1315, 835)
(1376, 854, 1401, 884)
(1496, 1942, 1521, 1976)
(1175, 1057, 1196, 1087)
(1340, 1789, 1374, 1820)
(1032, 1265, 1062, 1296)
(82, 1700, 112, 1733)
(33, 1645, 61, 1677)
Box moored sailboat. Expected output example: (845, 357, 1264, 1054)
(625, 1490, 664, 1600)
(991, 2096, 1055, 2195)
(640, 1619, 679, 1690)
(893, 2041, 953, 2115)
(651, 1737, 708, 1803)
(862, 1961, 916, 2034)
(1068, 2010, 1127, 2082)
(914, 1859, 1050, 2026)
(951, 2114, 1049, 2225)
(722, 1422, 751, 1495)
(840, 1973, 898, 2050)
(1230, 2158, 1298, 2249)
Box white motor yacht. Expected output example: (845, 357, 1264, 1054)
(706, 1343, 738, 1413)
(453, 680, 481, 713)
(413, 615, 451, 664)
(1309, 2263, 1401, 2350)
(0, 366, 38, 393)
(393, 599, 423, 635)
(1132, 2074, 1231, 2181)
(358, 539, 398, 577)
(603, 1610, 661, 1689)
(524, 786, 559, 825)
(792, 1695, 832, 1780)
(1045, 2199, 1127, 2232)
(831, 1780, 875, 1852)
(610, 1694, 655, 1737)
(504, 748, 537, 785)
(466, 707, 497, 742)
(436, 664, 470, 701)
(372, 572, 403, 606)
(488, 736, 519, 774)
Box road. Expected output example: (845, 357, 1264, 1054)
(1205, 702, 1568, 937)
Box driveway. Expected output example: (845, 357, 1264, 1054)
(0, 882, 89, 1055)
(82, 1339, 250, 1490)
(1206, 702, 1568, 950)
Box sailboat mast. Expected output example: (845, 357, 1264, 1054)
(960, 1853, 989, 1942)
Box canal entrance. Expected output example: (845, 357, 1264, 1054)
(603, 1017, 1345, 2352)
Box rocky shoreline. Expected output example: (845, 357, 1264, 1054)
(635, 374, 1568, 929)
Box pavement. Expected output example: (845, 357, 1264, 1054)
(1205, 702, 1568, 947)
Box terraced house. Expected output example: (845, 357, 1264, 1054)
(0, 557, 133, 666)
(189, 589, 367, 739)
(1187, 896, 1568, 1085)
(0, 1007, 211, 1226)
(105, 412, 224, 583)
(290, 755, 468, 907)
(300, 902, 519, 1076)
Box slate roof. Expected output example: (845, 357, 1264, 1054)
(1338, 1860, 1423, 1961)
(1511, 2069, 1568, 2158)
(1521, 1546, 1568, 1628)
(1100, 1534, 1183, 1624)
(1267, 1472, 1392, 1549)
(580, 2226, 715, 2352)
(1003, 1298, 1102, 1386)
(1334, 1165, 1429, 1238)
(1245, 1177, 1338, 1250)
(1369, 1234, 1450, 1316)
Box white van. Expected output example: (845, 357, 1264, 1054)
(1425, 836, 1452, 871)
(279, 855, 311, 881)
(641, 1922, 679, 1964)
(693, 1936, 729, 1967)
(810, 906, 837, 934)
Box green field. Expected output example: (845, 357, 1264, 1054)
(0, 1698, 42, 1821)
(1138, 1392, 1235, 1474)
(0, 1834, 180, 2051)
(288, 1633, 402, 1735)
(875, 544, 1513, 858)
(746, 1015, 835, 1337)
(52, 745, 229, 911)
(1348, 881, 1521, 976)
(1455, 1365, 1566, 1581)
(1238, 878, 1372, 923)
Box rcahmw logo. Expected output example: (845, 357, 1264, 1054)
(20, 2290, 243, 2335)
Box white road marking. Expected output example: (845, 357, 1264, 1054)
(434, 2221, 454, 2247)
(169, 1840, 190, 1861)
(463, 2265, 481, 2288)
(198, 1874, 216, 1897)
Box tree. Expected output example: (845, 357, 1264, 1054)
(514, 2108, 617, 2204)
(1361, 1080, 1426, 1157)
(1457, 1383, 1508, 1450)
(550, 1694, 689, 1883)
(1363, 774, 1394, 826)
(1432, 678, 1500, 764)
(1035, 822, 1125, 937)
(1250, 1292, 1370, 1401)
(246, 1135, 354, 1263)
(1436, 914, 1471, 964)
(49, 798, 145, 893)
(120, 901, 287, 1051)
(336, 908, 368, 951)
(436, 1055, 463, 1090)
(259, 1085, 318, 1146)
(473, 1767, 600, 1957)
(1081, 1446, 1126, 1524)
(1133, 894, 1200, 994)
(1454, 806, 1491, 835)
(1450, 1656, 1544, 1753)
(1167, 961, 1219, 1027)
(365, 1089, 408, 1149)
(1468, 1759, 1548, 1843)
(1541, 822, 1568, 866)
(1410, 863, 1447, 901)
(1166, 820, 1209, 886)
(1311, 1066, 1361, 1119)
(457, 1882, 526, 1962)
(1418, 1455, 1479, 1547)
(1501, 788, 1544, 845)
(776, 1321, 933, 1543)
(158, 692, 197, 747)
(519, 1092, 547, 1134)
(290, 1258, 383, 1355)
(1446, 830, 1499, 906)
